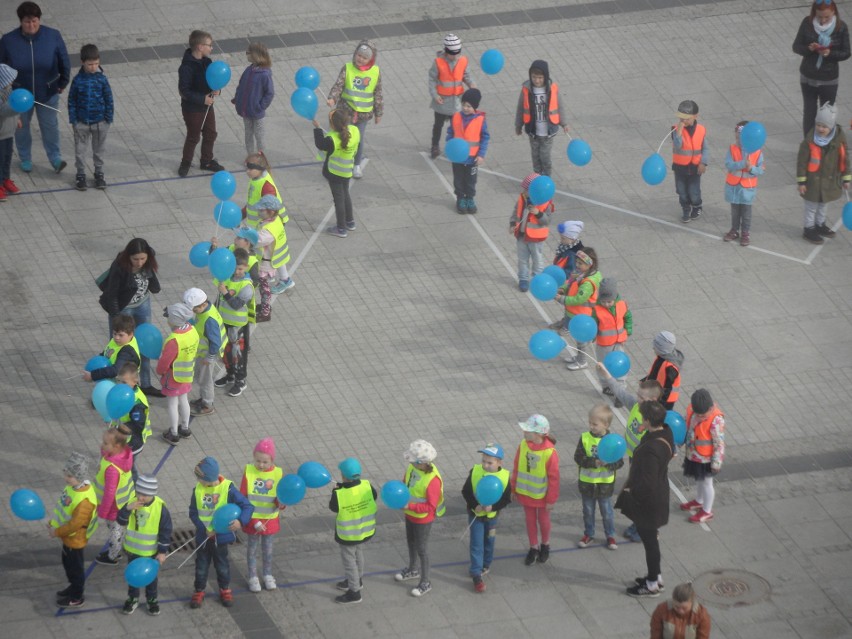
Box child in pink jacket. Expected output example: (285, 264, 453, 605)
(94, 425, 134, 565)
(158, 303, 199, 446)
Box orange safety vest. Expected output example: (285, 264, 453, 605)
(521, 83, 561, 124)
(672, 124, 706, 166)
(564, 276, 598, 317)
(513, 195, 552, 242)
(725, 146, 761, 188)
(435, 56, 467, 97)
(594, 300, 628, 346)
(807, 141, 847, 173)
(648, 358, 680, 406)
(451, 111, 485, 158)
(686, 405, 723, 458)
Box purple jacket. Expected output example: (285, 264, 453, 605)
(233, 65, 274, 119)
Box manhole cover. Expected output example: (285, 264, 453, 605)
(692, 569, 771, 608)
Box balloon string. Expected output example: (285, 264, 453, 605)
(565, 130, 573, 140)
(317, 87, 328, 102)
(176, 536, 208, 569)
(459, 515, 477, 540)
(200, 102, 212, 131)
(562, 342, 600, 365)
(213, 201, 223, 241)
(656, 128, 673, 155)
(34, 100, 61, 113)
(165, 535, 196, 558)
(846, 189, 850, 202)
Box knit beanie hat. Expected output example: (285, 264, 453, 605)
(135, 474, 158, 496)
(598, 277, 618, 301)
(461, 88, 481, 109)
(816, 102, 837, 129)
(521, 173, 541, 192)
(557, 220, 584, 239)
(194, 456, 220, 482)
(653, 330, 676, 356)
(254, 437, 276, 461)
(63, 452, 90, 481)
(0, 64, 17, 88)
(443, 33, 461, 53)
(691, 388, 713, 414)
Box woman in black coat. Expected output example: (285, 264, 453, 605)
(616, 401, 674, 598)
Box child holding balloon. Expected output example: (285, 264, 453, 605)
(724, 121, 765, 247)
(447, 88, 489, 213)
(672, 100, 709, 224)
(214, 250, 254, 397)
(591, 278, 632, 404)
(94, 424, 134, 566)
(114, 362, 150, 480)
(552, 220, 585, 281)
(233, 42, 274, 156)
(511, 173, 553, 292)
(0, 64, 21, 201)
(313, 110, 360, 237)
(82, 314, 140, 383)
(556, 248, 601, 371)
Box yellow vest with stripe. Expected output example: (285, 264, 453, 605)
(194, 479, 232, 535)
(403, 465, 445, 519)
(470, 465, 510, 519)
(261, 214, 290, 268)
(515, 440, 554, 500)
(228, 244, 260, 273)
(103, 336, 141, 367)
(579, 432, 616, 484)
(93, 456, 134, 509)
(50, 484, 99, 539)
(166, 328, 199, 384)
(341, 62, 379, 112)
(245, 171, 287, 227)
(194, 303, 228, 358)
(327, 125, 361, 178)
(244, 464, 283, 519)
(216, 276, 254, 327)
(123, 496, 165, 557)
(335, 480, 377, 541)
(625, 403, 646, 458)
(118, 386, 151, 446)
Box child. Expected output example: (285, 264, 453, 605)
(724, 120, 765, 247)
(240, 438, 285, 593)
(428, 33, 475, 159)
(210, 227, 260, 284)
(178, 30, 224, 177)
(650, 582, 713, 638)
(680, 389, 725, 524)
(313, 109, 360, 237)
(797, 102, 849, 244)
(158, 303, 199, 445)
(672, 100, 709, 224)
(557, 248, 601, 370)
(214, 250, 254, 397)
(113, 362, 150, 479)
(233, 42, 274, 155)
(82, 314, 140, 383)
(326, 39, 382, 179)
(0, 64, 21, 201)
(575, 404, 624, 550)
(183, 287, 226, 417)
(514, 59, 569, 176)
(591, 278, 632, 402)
(395, 439, 444, 597)
(511, 172, 554, 292)
(553, 220, 585, 279)
(117, 474, 172, 616)
(639, 331, 684, 410)
(330, 456, 377, 604)
(242, 152, 282, 229)
(447, 88, 489, 213)
(511, 414, 559, 565)
(189, 456, 254, 609)
(251, 195, 294, 294)
(67, 44, 113, 191)
(461, 444, 511, 593)
(94, 425, 134, 566)
(49, 452, 98, 608)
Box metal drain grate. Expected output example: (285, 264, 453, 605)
(692, 569, 771, 608)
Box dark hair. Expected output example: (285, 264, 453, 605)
(330, 109, 352, 150)
(80, 44, 100, 62)
(16, 2, 41, 20)
(118, 361, 139, 379)
(116, 238, 158, 273)
(810, 0, 839, 20)
(112, 314, 136, 334)
(639, 400, 666, 427)
(233, 247, 249, 266)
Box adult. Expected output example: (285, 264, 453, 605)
(98, 238, 164, 397)
(0, 2, 70, 173)
(616, 400, 674, 598)
(793, 0, 851, 136)
(650, 583, 712, 639)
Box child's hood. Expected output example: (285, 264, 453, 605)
(352, 39, 377, 68)
(529, 59, 551, 86)
(104, 445, 133, 472)
(660, 348, 685, 368)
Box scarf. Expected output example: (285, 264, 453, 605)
(813, 15, 836, 69)
(814, 126, 836, 147)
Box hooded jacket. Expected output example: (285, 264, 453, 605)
(96, 445, 134, 521)
(178, 48, 213, 113)
(233, 64, 274, 119)
(0, 24, 70, 102)
(328, 39, 383, 120)
(797, 125, 851, 203)
(514, 60, 566, 137)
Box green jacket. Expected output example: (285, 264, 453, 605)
(797, 126, 851, 203)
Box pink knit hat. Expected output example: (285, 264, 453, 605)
(254, 438, 276, 460)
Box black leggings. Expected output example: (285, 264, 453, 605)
(431, 112, 452, 148)
(636, 526, 661, 581)
(801, 82, 839, 136)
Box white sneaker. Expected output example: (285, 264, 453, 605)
(247, 577, 261, 593)
(352, 164, 363, 179)
(411, 581, 432, 597)
(263, 575, 277, 590)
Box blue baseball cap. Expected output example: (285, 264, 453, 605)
(247, 195, 282, 212)
(235, 227, 259, 245)
(477, 444, 504, 460)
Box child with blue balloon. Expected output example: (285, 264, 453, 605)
(183, 287, 225, 417)
(724, 121, 765, 247)
(590, 278, 632, 403)
(511, 172, 554, 292)
(157, 303, 199, 445)
(556, 248, 601, 371)
(514, 60, 569, 177)
(82, 314, 140, 384)
(672, 100, 709, 224)
(552, 220, 585, 282)
(94, 424, 134, 567)
(428, 33, 476, 159)
(447, 88, 489, 213)
(232, 42, 274, 155)
(313, 110, 360, 237)
(0, 64, 21, 201)
(212, 251, 254, 398)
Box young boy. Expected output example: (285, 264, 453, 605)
(511, 172, 553, 292)
(329, 457, 377, 605)
(183, 287, 226, 417)
(49, 452, 98, 608)
(117, 474, 172, 616)
(591, 278, 632, 404)
(672, 100, 709, 223)
(553, 220, 585, 279)
(461, 444, 511, 593)
(114, 362, 150, 479)
(797, 101, 850, 244)
(189, 456, 254, 609)
(639, 331, 684, 410)
(214, 249, 254, 397)
(67, 44, 113, 191)
(0, 64, 21, 201)
(514, 60, 569, 176)
(446, 88, 489, 214)
(574, 404, 624, 550)
(428, 33, 475, 159)
(83, 314, 140, 383)
(178, 30, 224, 177)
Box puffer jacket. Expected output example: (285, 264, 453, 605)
(797, 125, 851, 203)
(793, 16, 851, 83)
(0, 24, 70, 101)
(68, 67, 114, 124)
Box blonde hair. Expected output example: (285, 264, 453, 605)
(589, 403, 614, 427)
(672, 583, 695, 604)
(106, 424, 131, 448)
(247, 42, 271, 68)
(245, 152, 270, 171)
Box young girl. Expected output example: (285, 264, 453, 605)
(681, 389, 725, 524)
(511, 414, 559, 566)
(395, 440, 444, 597)
(158, 303, 199, 446)
(242, 152, 282, 229)
(313, 110, 360, 237)
(94, 425, 134, 565)
(233, 42, 274, 155)
(251, 194, 293, 296)
(724, 121, 765, 247)
(240, 438, 284, 592)
(557, 248, 601, 371)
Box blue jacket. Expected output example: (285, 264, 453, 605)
(446, 111, 490, 166)
(0, 25, 70, 102)
(189, 480, 253, 546)
(233, 65, 274, 119)
(724, 146, 764, 205)
(68, 67, 113, 124)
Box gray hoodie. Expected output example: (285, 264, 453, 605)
(514, 59, 566, 138)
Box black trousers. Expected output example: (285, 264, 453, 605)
(431, 112, 452, 148)
(636, 526, 661, 581)
(452, 162, 478, 198)
(61, 544, 86, 598)
(801, 82, 838, 137)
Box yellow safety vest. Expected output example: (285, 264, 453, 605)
(165, 329, 199, 384)
(515, 440, 554, 500)
(245, 171, 287, 227)
(335, 480, 377, 542)
(578, 432, 616, 484)
(470, 465, 510, 519)
(93, 457, 134, 509)
(194, 479, 232, 535)
(327, 125, 361, 178)
(261, 215, 290, 268)
(216, 277, 254, 327)
(50, 484, 99, 539)
(123, 496, 165, 557)
(403, 465, 445, 519)
(103, 336, 141, 367)
(194, 303, 228, 358)
(341, 62, 379, 112)
(244, 464, 283, 519)
(117, 386, 151, 445)
(625, 403, 646, 458)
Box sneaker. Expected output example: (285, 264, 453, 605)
(430, 145, 440, 159)
(456, 197, 467, 214)
(411, 581, 431, 597)
(2, 179, 20, 194)
(271, 278, 295, 295)
(140, 385, 165, 398)
(0, 186, 6, 201)
(689, 509, 714, 523)
(607, 537, 618, 550)
(740, 232, 750, 247)
(352, 164, 363, 179)
(146, 598, 160, 616)
(803, 227, 824, 244)
(200, 159, 225, 172)
(95, 552, 119, 566)
(75, 174, 87, 191)
(335, 589, 362, 604)
(394, 568, 420, 582)
(219, 588, 234, 607)
(578, 535, 594, 548)
(537, 543, 550, 563)
(53, 159, 67, 173)
(816, 222, 836, 238)
(94, 173, 107, 190)
(346, 220, 357, 231)
(679, 499, 702, 512)
(263, 575, 277, 590)
(473, 577, 486, 593)
(227, 380, 246, 397)
(681, 213, 691, 223)
(178, 426, 193, 439)
(189, 591, 204, 609)
(566, 359, 588, 371)
(190, 403, 215, 417)
(519, 280, 530, 293)
(635, 577, 665, 592)
(481, 567, 490, 576)
(56, 595, 85, 608)
(723, 229, 739, 242)
(602, 387, 615, 397)
(122, 597, 138, 615)
(468, 198, 477, 214)
(690, 207, 702, 220)
(162, 430, 180, 446)
(248, 577, 261, 593)
(626, 583, 660, 598)
(56, 586, 71, 597)
(214, 375, 233, 388)
(326, 225, 348, 238)
(524, 547, 539, 566)
(178, 160, 191, 177)
(20, 160, 32, 172)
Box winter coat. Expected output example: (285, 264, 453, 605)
(178, 48, 212, 113)
(117, 500, 174, 555)
(97, 445, 134, 521)
(724, 145, 764, 205)
(574, 433, 624, 499)
(793, 16, 851, 83)
(188, 477, 254, 546)
(98, 258, 161, 316)
(233, 64, 274, 119)
(51, 482, 96, 549)
(0, 24, 70, 102)
(514, 59, 566, 137)
(616, 427, 673, 529)
(446, 110, 490, 165)
(0, 84, 18, 140)
(68, 67, 113, 124)
(650, 599, 712, 639)
(428, 51, 474, 116)
(797, 126, 851, 203)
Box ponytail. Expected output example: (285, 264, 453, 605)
(330, 109, 352, 150)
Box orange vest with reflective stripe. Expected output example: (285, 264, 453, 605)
(648, 358, 680, 406)
(564, 275, 599, 317)
(513, 195, 552, 242)
(435, 57, 467, 97)
(594, 300, 628, 346)
(521, 83, 560, 124)
(725, 146, 761, 188)
(672, 124, 706, 166)
(807, 141, 847, 173)
(451, 111, 484, 157)
(686, 405, 723, 458)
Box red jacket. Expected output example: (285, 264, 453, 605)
(510, 437, 560, 508)
(404, 474, 443, 524)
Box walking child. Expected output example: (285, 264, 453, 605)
(68, 44, 113, 190)
(557, 248, 601, 370)
(511, 172, 553, 292)
(680, 389, 725, 524)
(639, 331, 684, 411)
(591, 278, 632, 403)
(233, 42, 274, 155)
(313, 109, 359, 237)
(514, 59, 569, 176)
(242, 152, 282, 229)
(672, 100, 709, 223)
(183, 287, 226, 417)
(724, 121, 765, 247)
(251, 195, 293, 294)
(447, 88, 489, 213)
(428, 33, 475, 159)
(213, 250, 254, 397)
(552, 220, 585, 279)
(82, 314, 140, 383)
(0, 64, 21, 201)
(94, 425, 134, 566)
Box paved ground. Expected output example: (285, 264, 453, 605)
(1, 0, 851, 637)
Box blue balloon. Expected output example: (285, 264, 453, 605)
(8, 88, 34, 113)
(528, 175, 555, 205)
(740, 121, 766, 153)
(528, 329, 566, 361)
(844, 202, 852, 231)
(295, 66, 320, 90)
(568, 314, 597, 343)
(10, 488, 45, 521)
(445, 138, 471, 163)
(665, 411, 686, 445)
(276, 474, 306, 505)
(212, 504, 241, 534)
(642, 153, 667, 186)
(106, 383, 136, 420)
(480, 49, 505, 75)
(189, 241, 212, 268)
(205, 60, 231, 91)
(381, 480, 410, 510)
(297, 461, 332, 488)
(85, 355, 111, 372)
(209, 247, 236, 281)
(125, 557, 159, 588)
(567, 139, 593, 166)
(134, 323, 164, 359)
(597, 433, 627, 463)
(92, 380, 115, 422)
(603, 351, 631, 378)
(290, 87, 318, 120)
(542, 264, 567, 286)
(530, 273, 558, 301)
(210, 171, 236, 201)
(474, 475, 503, 507)
(213, 201, 242, 229)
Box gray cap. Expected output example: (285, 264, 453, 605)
(63, 452, 90, 480)
(135, 474, 158, 496)
(653, 330, 676, 356)
(166, 302, 194, 326)
(816, 102, 837, 129)
(598, 277, 618, 301)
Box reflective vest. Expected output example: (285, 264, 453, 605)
(435, 56, 467, 97)
(335, 480, 378, 541)
(245, 171, 285, 228)
(228, 243, 259, 273)
(403, 465, 445, 519)
(648, 358, 680, 406)
(470, 465, 510, 519)
(194, 303, 227, 358)
(103, 336, 141, 368)
(579, 432, 616, 484)
(451, 111, 485, 158)
(244, 464, 283, 519)
(327, 125, 361, 178)
(594, 300, 628, 346)
(625, 403, 646, 458)
(123, 496, 165, 557)
(118, 386, 151, 446)
(807, 140, 847, 174)
(194, 479, 232, 535)
(672, 124, 706, 166)
(521, 83, 561, 124)
(50, 484, 99, 539)
(217, 277, 253, 327)
(166, 329, 198, 384)
(513, 195, 552, 242)
(563, 271, 601, 318)
(261, 214, 290, 268)
(93, 456, 134, 509)
(514, 440, 554, 500)
(341, 62, 379, 113)
(725, 145, 761, 188)
(686, 405, 723, 459)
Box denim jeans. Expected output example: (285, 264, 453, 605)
(0, 137, 12, 180)
(353, 117, 368, 166)
(730, 203, 752, 234)
(468, 514, 498, 578)
(516, 239, 544, 283)
(674, 172, 702, 214)
(108, 296, 152, 388)
(194, 539, 230, 591)
(582, 494, 615, 538)
(16, 93, 61, 164)
(126, 552, 159, 600)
